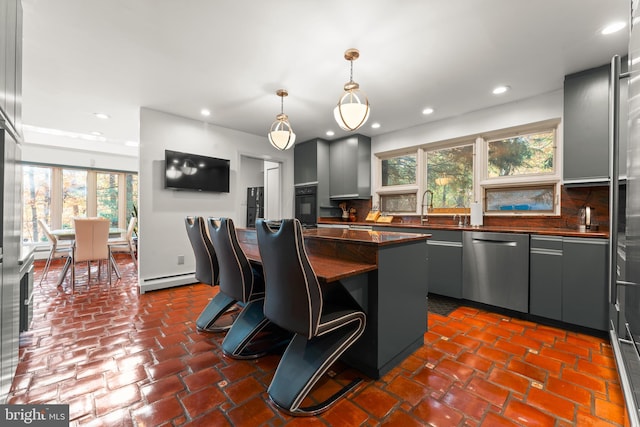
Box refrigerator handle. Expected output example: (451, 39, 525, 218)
(609, 55, 630, 305)
(609, 55, 621, 305)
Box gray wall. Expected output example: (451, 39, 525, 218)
(138, 108, 294, 292)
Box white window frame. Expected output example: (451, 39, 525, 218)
(374, 118, 562, 217)
(478, 119, 561, 216)
(375, 148, 421, 213)
(22, 163, 138, 247)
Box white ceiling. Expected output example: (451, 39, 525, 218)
(20, 0, 629, 151)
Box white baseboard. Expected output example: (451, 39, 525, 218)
(140, 273, 197, 294)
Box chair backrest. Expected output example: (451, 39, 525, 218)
(38, 218, 57, 245)
(73, 217, 110, 263)
(256, 218, 322, 339)
(185, 216, 218, 286)
(207, 217, 259, 303)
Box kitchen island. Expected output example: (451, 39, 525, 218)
(237, 227, 430, 379)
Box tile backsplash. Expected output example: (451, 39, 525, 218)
(320, 185, 611, 231)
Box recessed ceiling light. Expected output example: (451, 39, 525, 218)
(201, 109, 211, 117)
(326, 130, 335, 137)
(602, 21, 626, 35)
(422, 107, 435, 115)
(371, 122, 381, 129)
(94, 113, 110, 119)
(492, 85, 510, 95)
(91, 131, 102, 136)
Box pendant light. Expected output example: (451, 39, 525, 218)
(268, 89, 296, 150)
(334, 48, 370, 131)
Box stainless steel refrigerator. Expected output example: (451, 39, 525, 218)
(246, 186, 264, 228)
(610, 2, 640, 424)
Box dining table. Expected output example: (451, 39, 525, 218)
(52, 227, 125, 240)
(52, 227, 125, 287)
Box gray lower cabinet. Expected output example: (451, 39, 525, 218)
(529, 235, 563, 320)
(372, 228, 461, 294)
(530, 235, 609, 331)
(562, 237, 609, 331)
(427, 230, 462, 298)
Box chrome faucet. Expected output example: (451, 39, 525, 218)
(453, 214, 468, 227)
(420, 190, 434, 224)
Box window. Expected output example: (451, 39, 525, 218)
(381, 154, 416, 186)
(62, 169, 87, 229)
(97, 172, 119, 227)
(374, 119, 560, 216)
(22, 166, 52, 243)
(126, 173, 139, 220)
(22, 164, 138, 244)
(485, 185, 556, 212)
(426, 145, 473, 211)
(380, 193, 417, 213)
(487, 130, 555, 178)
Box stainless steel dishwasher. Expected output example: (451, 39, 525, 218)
(462, 231, 529, 313)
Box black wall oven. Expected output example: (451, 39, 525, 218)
(294, 185, 317, 227)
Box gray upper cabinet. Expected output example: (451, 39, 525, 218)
(294, 138, 321, 185)
(563, 62, 628, 183)
(294, 138, 331, 215)
(563, 64, 609, 184)
(329, 134, 371, 199)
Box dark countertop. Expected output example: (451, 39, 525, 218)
(237, 227, 428, 282)
(318, 220, 609, 239)
(302, 227, 431, 246)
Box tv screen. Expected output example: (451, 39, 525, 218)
(164, 150, 230, 193)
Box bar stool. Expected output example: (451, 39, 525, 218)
(256, 218, 366, 416)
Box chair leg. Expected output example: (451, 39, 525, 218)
(40, 248, 54, 284)
(129, 242, 138, 268)
(267, 317, 365, 416)
(108, 250, 112, 287)
(56, 256, 73, 287)
(221, 299, 290, 359)
(196, 292, 238, 332)
(110, 253, 121, 279)
(71, 253, 76, 292)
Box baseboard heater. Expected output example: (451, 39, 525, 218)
(140, 272, 197, 294)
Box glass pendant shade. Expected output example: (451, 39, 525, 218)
(334, 48, 370, 132)
(268, 116, 296, 150)
(334, 90, 370, 131)
(268, 89, 295, 151)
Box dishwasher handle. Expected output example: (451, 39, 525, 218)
(472, 238, 518, 247)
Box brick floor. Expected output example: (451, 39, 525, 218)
(8, 256, 626, 426)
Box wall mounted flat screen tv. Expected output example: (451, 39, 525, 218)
(164, 149, 230, 193)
